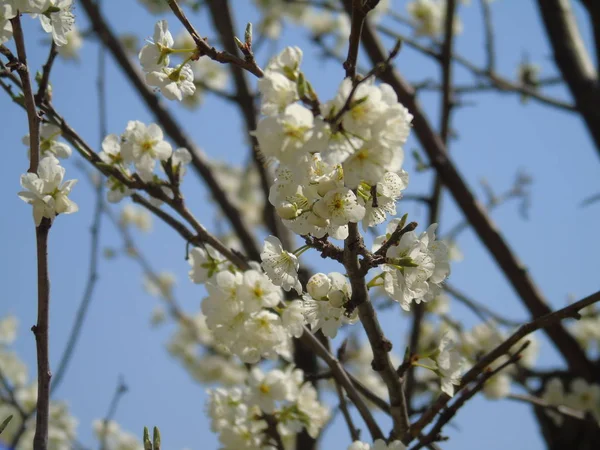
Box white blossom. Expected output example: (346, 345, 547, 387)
(56, 24, 82, 60)
(253, 103, 314, 164)
(146, 64, 196, 101)
(139, 20, 174, 72)
(23, 123, 72, 159)
(0, 2, 17, 44)
(121, 121, 173, 180)
(188, 245, 227, 284)
(260, 235, 302, 294)
(18, 155, 78, 226)
(38, 0, 75, 46)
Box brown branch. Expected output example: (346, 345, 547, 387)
(78, 0, 262, 262)
(535, 0, 600, 156)
(344, 223, 410, 441)
(347, 7, 597, 380)
(32, 219, 51, 450)
(165, 0, 264, 77)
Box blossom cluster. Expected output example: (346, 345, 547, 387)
(1, 0, 75, 46)
(138, 20, 197, 101)
(255, 47, 414, 240)
(99, 120, 191, 202)
(207, 365, 330, 449)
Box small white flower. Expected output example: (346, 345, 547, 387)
(23, 123, 72, 159)
(122, 121, 172, 180)
(146, 64, 196, 101)
(260, 235, 302, 294)
(0, 3, 17, 44)
(139, 19, 174, 72)
(313, 187, 365, 226)
(38, 0, 75, 47)
(188, 245, 226, 284)
(247, 367, 291, 413)
(18, 155, 78, 226)
(56, 24, 82, 60)
(434, 333, 464, 397)
(253, 103, 314, 164)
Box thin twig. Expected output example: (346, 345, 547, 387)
(35, 40, 58, 105)
(99, 376, 128, 450)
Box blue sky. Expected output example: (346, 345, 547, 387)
(1, 1, 599, 449)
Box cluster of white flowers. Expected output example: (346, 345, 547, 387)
(93, 419, 143, 450)
(138, 20, 196, 101)
(18, 155, 78, 226)
(407, 0, 463, 37)
(99, 121, 191, 202)
(207, 365, 329, 449)
(0, 316, 78, 450)
(1, 0, 75, 46)
(541, 378, 600, 425)
(374, 221, 450, 311)
(348, 439, 407, 450)
(255, 47, 413, 240)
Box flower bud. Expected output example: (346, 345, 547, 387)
(307, 273, 331, 299)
